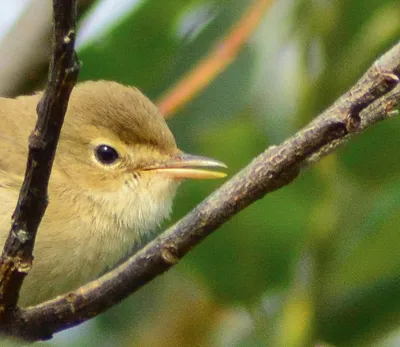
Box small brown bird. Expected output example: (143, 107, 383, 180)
(0, 81, 226, 306)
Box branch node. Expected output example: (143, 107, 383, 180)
(15, 259, 32, 275)
(161, 244, 179, 265)
(373, 58, 400, 89)
(379, 72, 400, 93)
(28, 130, 46, 150)
(13, 230, 31, 244)
(345, 111, 361, 132)
(387, 109, 399, 118)
(63, 30, 75, 45)
(382, 72, 400, 83)
(65, 59, 81, 76)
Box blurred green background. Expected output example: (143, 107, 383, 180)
(2, 0, 400, 346)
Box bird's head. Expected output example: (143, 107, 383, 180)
(53, 81, 226, 234)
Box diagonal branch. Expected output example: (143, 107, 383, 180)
(0, 0, 80, 317)
(3, 40, 399, 341)
(157, 0, 274, 118)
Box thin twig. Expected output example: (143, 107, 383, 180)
(3, 41, 399, 341)
(157, 0, 274, 118)
(0, 0, 80, 317)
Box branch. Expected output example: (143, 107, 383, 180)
(157, 0, 274, 118)
(0, 0, 80, 316)
(3, 40, 399, 341)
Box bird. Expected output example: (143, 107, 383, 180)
(0, 81, 226, 307)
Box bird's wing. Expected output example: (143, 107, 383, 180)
(0, 169, 22, 191)
(0, 139, 28, 178)
(0, 127, 26, 241)
(0, 169, 22, 246)
(0, 95, 35, 177)
(0, 122, 30, 176)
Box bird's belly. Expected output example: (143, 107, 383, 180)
(18, 219, 138, 307)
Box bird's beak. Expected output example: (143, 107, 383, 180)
(141, 153, 227, 179)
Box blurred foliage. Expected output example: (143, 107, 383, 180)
(12, 0, 400, 345)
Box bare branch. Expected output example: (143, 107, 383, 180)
(0, 0, 79, 316)
(2, 40, 398, 341)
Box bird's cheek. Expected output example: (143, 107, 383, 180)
(151, 171, 184, 182)
(155, 174, 182, 190)
(80, 171, 127, 194)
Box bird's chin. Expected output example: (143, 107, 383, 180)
(92, 174, 181, 242)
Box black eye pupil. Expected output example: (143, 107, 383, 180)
(95, 144, 119, 164)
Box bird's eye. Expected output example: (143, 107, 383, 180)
(94, 144, 119, 165)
